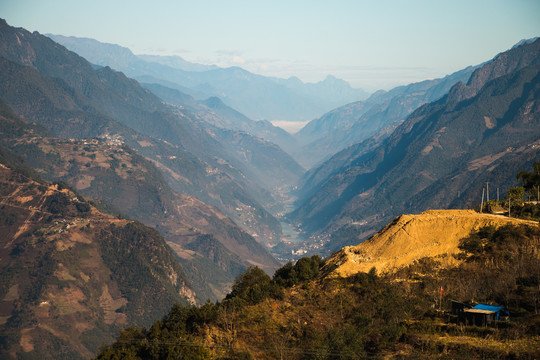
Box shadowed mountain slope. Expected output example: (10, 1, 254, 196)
(294, 65, 477, 168)
(291, 39, 540, 254)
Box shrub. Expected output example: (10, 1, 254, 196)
(227, 267, 277, 305)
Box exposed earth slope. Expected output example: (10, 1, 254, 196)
(325, 209, 539, 277)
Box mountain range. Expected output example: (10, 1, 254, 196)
(290, 38, 540, 254)
(292, 65, 478, 168)
(1, 17, 539, 359)
(0, 19, 306, 244)
(142, 83, 299, 156)
(47, 34, 369, 122)
(0, 101, 279, 301)
(0, 19, 306, 300)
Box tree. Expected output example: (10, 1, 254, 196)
(227, 266, 275, 305)
(295, 255, 323, 281)
(273, 255, 323, 287)
(518, 161, 540, 200)
(505, 186, 525, 206)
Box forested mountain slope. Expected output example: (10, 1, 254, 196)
(96, 219, 540, 359)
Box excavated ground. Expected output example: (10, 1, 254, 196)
(325, 209, 539, 277)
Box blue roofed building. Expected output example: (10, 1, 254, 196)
(463, 303, 509, 326)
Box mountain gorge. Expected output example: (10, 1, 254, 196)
(0, 19, 304, 245)
(0, 102, 278, 301)
(144, 84, 299, 156)
(0, 19, 310, 302)
(1, 16, 540, 360)
(291, 38, 540, 254)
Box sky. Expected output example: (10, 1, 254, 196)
(2, 0, 540, 91)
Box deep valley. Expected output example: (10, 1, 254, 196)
(0, 16, 539, 360)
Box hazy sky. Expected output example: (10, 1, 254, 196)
(2, 0, 539, 90)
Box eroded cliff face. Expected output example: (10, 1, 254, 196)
(325, 210, 538, 277)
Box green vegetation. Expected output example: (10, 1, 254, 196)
(99, 222, 191, 327)
(273, 255, 323, 287)
(225, 267, 277, 306)
(482, 162, 540, 220)
(446, 224, 539, 312)
(97, 305, 214, 360)
(518, 161, 540, 200)
(97, 225, 540, 359)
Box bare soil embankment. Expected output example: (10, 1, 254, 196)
(325, 209, 538, 277)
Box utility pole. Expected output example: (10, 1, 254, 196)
(480, 187, 485, 213)
(486, 182, 490, 203)
(508, 197, 511, 217)
(497, 188, 499, 202)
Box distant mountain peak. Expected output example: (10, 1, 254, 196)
(46, 33, 139, 69)
(202, 96, 226, 108)
(319, 74, 352, 88)
(286, 75, 303, 85)
(47, 33, 132, 51)
(322, 74, 340, 82)
(137, 53, 218, 72)
(512, 37, 539, 49)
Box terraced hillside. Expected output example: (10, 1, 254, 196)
(0, 101, 278, 302)
(0, 151, 194, 359)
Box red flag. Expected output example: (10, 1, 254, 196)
(440, 287, 443, 295)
